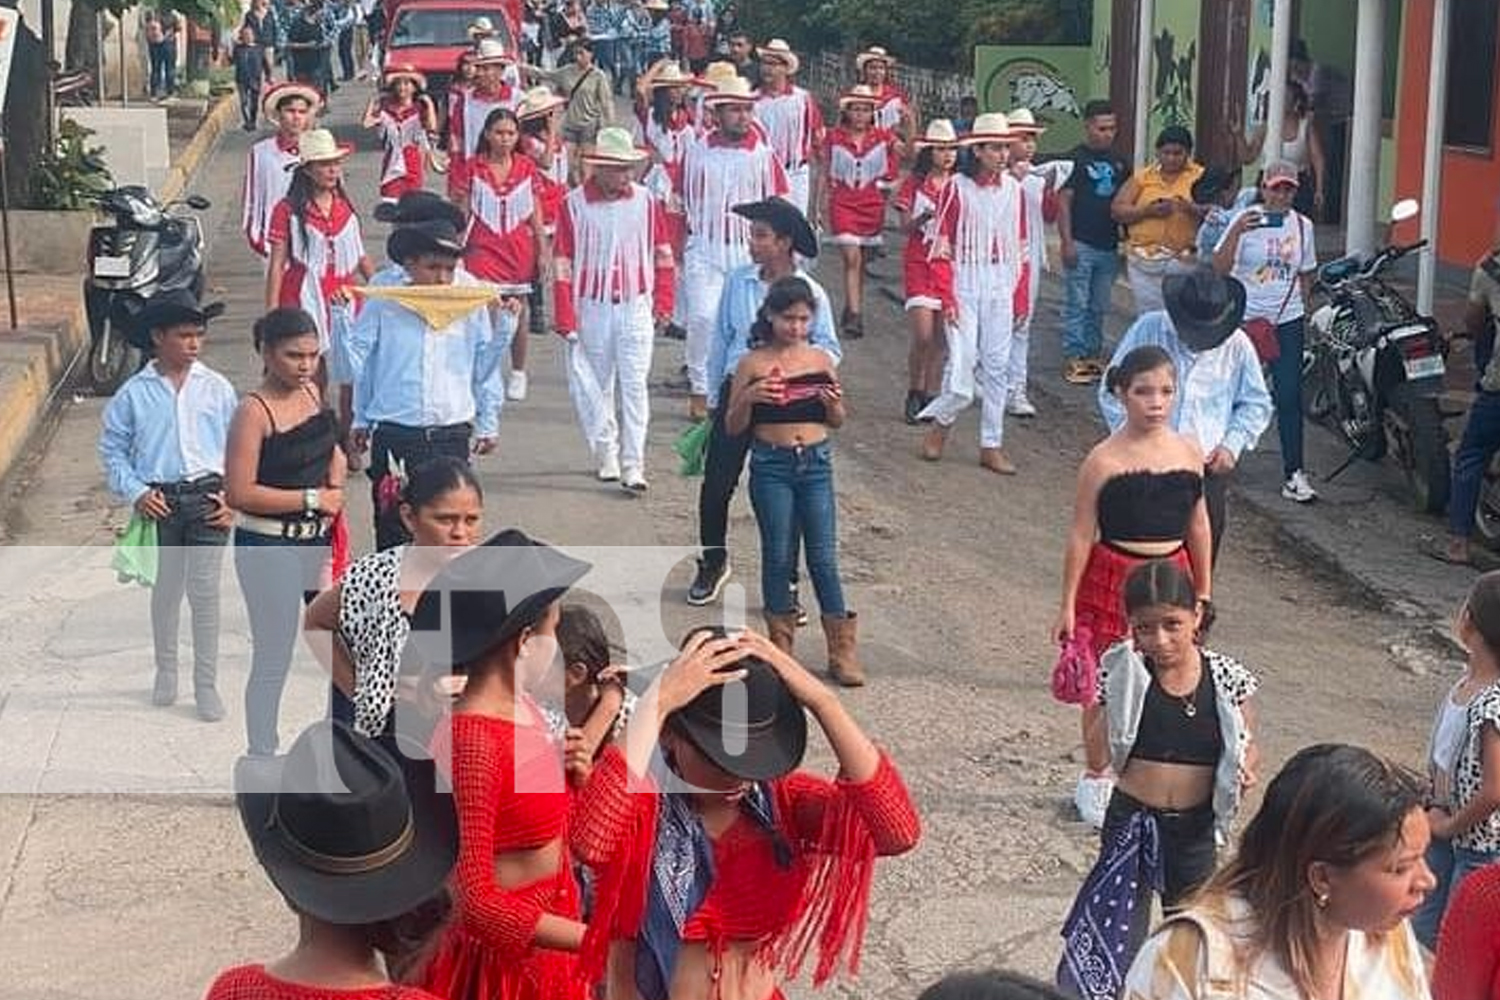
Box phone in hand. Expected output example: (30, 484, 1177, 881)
(1260, 210, 1286, 228)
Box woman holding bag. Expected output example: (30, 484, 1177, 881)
(1213, 159, 1318, 504)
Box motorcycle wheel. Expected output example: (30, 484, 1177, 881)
(1387, 387, 1452, 516)
(87, 315, 140, 395)
(1301, 345, 1334, 421)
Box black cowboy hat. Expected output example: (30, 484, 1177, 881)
(136, 288, 226, 334)
(1162, 266, 1247, 352)
(235, 720, 457, 925)
(409, 528, 591, 671)
(732, 197, 818, 259)
(387, 218, 465, 265)
(374, 190, 467, 230)
(672, 630, 807, 782)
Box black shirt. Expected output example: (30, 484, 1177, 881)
(1063, 144, 1127, 250)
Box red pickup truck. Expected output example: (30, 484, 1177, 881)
(382, 0, 520, 98)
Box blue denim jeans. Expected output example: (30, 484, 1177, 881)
(1267, 316, 1307, 477)
(747, 440, 846, 617)
(1449, 391, 1500, 538)
(1062, 242, 1118, 360)
(234, 529, 329, 756)
(1411, 839, 1500, 950)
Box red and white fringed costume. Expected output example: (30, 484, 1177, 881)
(679, 130, 788, 396)
(1009, 164, 1063, 405)
(553, 179, 675, 479)
(243, 134, 301, 258)
(421, 711, 600, 1000)
(893, 171, 951, 311)
(635, 104, 696, 326)
(824, 127, 899, 246)
(754, 85, 825, 215)
(447, 84, 523, 199)
(871, 84, 911, 135)
(916, 171, 1031, 449)
(520, 133, 571, 235)
(266, 194, 366, 351)
(463, 155, 542, 290)
(374, 102, 433, 202)
(572, 752, 921, 1000)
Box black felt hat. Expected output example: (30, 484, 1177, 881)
(732, 197, 818, 259)
(409, 528, 592, 671)
(235, 721, 457, 925)
(672, 631, 807, 782)
(1162, 266, 1247, 353)
(136, 288, 226, 333)
(373, 190, 467, 230)
(386, 218, 465, 264)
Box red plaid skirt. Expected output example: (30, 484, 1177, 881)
(1076, 542, 1193, 658)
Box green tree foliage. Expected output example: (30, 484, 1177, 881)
(30, 120, 113, 210)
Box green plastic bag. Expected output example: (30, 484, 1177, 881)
(674, 419, 711, 477)
(112, 513, 158, 587)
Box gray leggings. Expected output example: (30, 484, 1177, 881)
(150, 492, 229, 690)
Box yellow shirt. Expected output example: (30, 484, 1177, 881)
(1124, 161, 1205, 256)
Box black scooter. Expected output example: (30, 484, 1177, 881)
(83, 186, 211, 394)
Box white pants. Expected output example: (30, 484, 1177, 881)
(682, 247, 729, 396)
(1008, 315, 1031, 395)
(919, 285, 1015, 448)
(1127, 254, 1195, 317)
(785, 163, 811, 216)
(566, 296, 655, 472)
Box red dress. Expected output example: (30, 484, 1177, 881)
(375, 101, 430, 201)
(573, 752, 920, 997)
(420, 711, 591, 1000)
(206, 965, 444, 1000)
(893, 172, 950, 309)
(448, 83, 523, 200)
(825, 127, 899, 244)
(871, 84, 910, 134)
(266, 194, 365, 344)
(463, 155, 540, 287)
(1434, 863, 1500, 1000)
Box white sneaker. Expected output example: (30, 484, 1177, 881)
(1006, 390, 1037, 417)
(621, 467, 649, 493)
(1281, 469, 1318, 503)
(596, 452, 621, 482)
(506, 370, 528, 401)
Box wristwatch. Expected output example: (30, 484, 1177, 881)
(303, 487, 319, 514)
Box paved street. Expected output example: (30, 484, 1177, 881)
(0, 85, 1476, 999)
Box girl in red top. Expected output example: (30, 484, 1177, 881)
(463, 107, 547, 401)
(856, 47, 915, 144)
(364, 66, 439, 204)
(408, 529, 605, 1000)
(818, 86, 900, 340)
(449, 41, 523, 202)
(265, 129, 375, 435)
(573, 626, 921, 1000)
(894, 119, 959, 424)
(517, 87, 570, 236)
(1435, 862, 1500, 1000)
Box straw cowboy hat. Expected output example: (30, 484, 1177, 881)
(261, 81, 322, 122)
(472, 38, 513, 65)
(757, 38, 800, 75)
(644, 0, 669, 10)
(695, 61, 740, 90)
(838, 84, 880, 109)
(703, 75, 756, 106)
(466, 15, 495, 38)
(383, 64, 427, 89)
(583, 126, 651, 166)
(914, 118, 961, 148)
(517, 85, 567, 120)
(960, 111, 1015, 145)
(1005, 107, 1045, 134)
(289, 128, 354, 167)
(649, 61, 695, 88)
(855, 45, 896, 71)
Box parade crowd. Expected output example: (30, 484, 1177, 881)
(89, 5, 1500, 999)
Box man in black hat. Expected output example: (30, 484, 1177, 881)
(687, 198, 841, 608)
(368, 191, 472, 287)
(1097, 265, 1272, 561)
(345, 219, 511, 550)
(99, 289, 238, 720)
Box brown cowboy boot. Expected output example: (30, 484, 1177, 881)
(764, 611, 798, 655)
(921, 424, 947, 461)
(823, 612, 865, 687)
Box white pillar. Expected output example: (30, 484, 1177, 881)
(1132, 0, 1154, 167)
(1263, 0, 1293, 162)
(1345, 0, 1385, 255)
(1418, 0, 1450, 314)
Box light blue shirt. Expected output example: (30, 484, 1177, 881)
(344, 284, 508, 438)
(706, 265, 842, 409)
(1096, 310, 1273, 460)
(98, 360, 238, 505)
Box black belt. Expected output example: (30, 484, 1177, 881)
(154, 474, 223, 496)
(373, 422, 472, 442)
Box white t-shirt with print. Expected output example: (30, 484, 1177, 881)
(1216, 207, 1318, 323)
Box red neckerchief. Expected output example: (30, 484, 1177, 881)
(298, 191, 355, 233)
(970, 170, 1005, 189)
(476, 154, 532, 191)
(832, 127, 887, 156)
(580, 178, 633, 203)
(275, 131, 300, 153)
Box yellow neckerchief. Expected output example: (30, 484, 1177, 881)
(351, 284, 500, 330)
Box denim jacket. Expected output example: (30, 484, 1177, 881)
(1100, 642, 1258, 840)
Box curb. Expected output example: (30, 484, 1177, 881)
(159, 93, 238, 203)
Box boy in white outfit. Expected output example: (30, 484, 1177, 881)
(1005, 107, 1070, 419)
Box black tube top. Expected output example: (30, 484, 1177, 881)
(750, 371, 834, 426)
(1131, 664, 1222, 766)
(1096, 469, 1203, 543)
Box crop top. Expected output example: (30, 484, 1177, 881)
(1096, 469, 1203, 543)
(750, 370, 835, 426)
(1130, 664, 1223, 767)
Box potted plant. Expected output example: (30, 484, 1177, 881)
(13, 120, 111, 273)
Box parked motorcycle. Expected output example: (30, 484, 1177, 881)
(83, 186, 211, 394)
(1302, 198, 1451, 514)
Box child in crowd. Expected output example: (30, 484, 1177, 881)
(557, 603, 636, 754)
(233, 26, 265, 132)
(1413, 569, 1500, 949)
